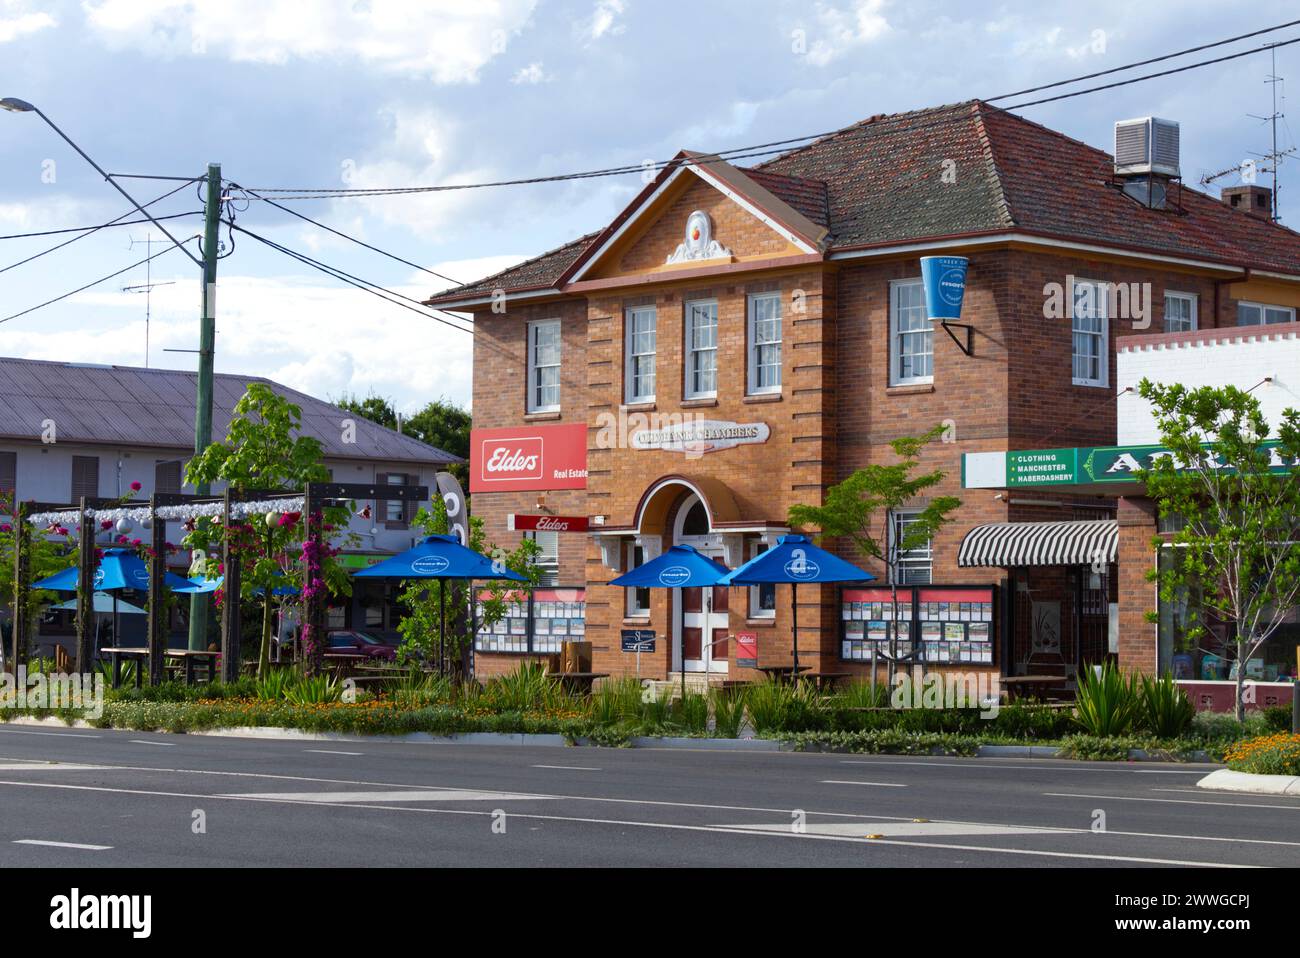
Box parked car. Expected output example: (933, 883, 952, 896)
(325, 630, 398, 661)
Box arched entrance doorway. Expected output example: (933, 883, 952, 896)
(671, 492, 729, 674)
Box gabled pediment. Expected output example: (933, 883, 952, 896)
(560, 151, 830, 285)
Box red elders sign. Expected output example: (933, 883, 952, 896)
(508, 514, 589, 533)
(470, 423, 588, 493)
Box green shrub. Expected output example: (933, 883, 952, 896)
(671, 689, 709, 734)
(1139, 673, 1195, 738)
(255, 669, 296, 701)
(588, 677, 644, 725)
(745, 679, 824, 734)
(1260, 705, 1293, 733)
(710, 688, 747, 738)
(283, 674, 341, 705)
(482, 662, 568, 713)
(1224, 732, 1300, 775)
(1073, 662, 1141, 737)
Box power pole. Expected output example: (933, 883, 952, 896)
(188, 162, 222, 652)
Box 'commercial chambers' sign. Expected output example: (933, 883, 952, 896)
(630, 419, 770, 455)
(471, 423, 588, 493)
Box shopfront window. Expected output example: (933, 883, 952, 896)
(1157, 547, 1300, 682)
(525, 529, 560, 586)
(685, 300, 718, 399)
(890, 278, 933, 385)
(890, 509, 932, 585)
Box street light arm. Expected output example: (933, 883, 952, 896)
(3, 98, 204, 268)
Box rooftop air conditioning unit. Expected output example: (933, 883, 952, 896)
(1114, 117, 1180, 178)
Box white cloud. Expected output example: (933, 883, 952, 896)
(0, 1, 55, 43)
(511, 61, 549, 84)
(580, 0, 624, 42)
(7, 254, 526, 412)
(801, 0, 891, 67)
(81, 0, 536, 83)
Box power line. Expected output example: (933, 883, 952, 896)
(223, 23, 1300, 200)
(0, 209, 200, 241)
(223, 180, 463, 286)
(0, 241, 193, 326)
(0, 178, 201, 278)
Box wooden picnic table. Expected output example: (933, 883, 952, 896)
(100, 646, 149, 690)
(800, 671, 853, 692)
(1002, 674, 1067, 700)
(547, 671, 609, 695)
(164, 649, 220, 686)
(756, 665, 811, 685)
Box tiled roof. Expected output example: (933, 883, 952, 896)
(0, 357, 460, 464)
(429, 99, 1300, 301)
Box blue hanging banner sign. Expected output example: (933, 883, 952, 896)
(919, 255, 969, 320)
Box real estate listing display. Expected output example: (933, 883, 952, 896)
(841, 586, 995, 665)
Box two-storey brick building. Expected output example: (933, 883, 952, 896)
(430, 100, 1300, 687)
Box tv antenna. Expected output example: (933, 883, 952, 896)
(123, 232, 175, 367)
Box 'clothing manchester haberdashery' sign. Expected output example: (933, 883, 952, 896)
(630, 419, 770, 455)
(965, 441, 1300, 489)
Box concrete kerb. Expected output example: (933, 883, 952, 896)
(1197, 767, 1300, 795)
(1, 716, 1214, 760)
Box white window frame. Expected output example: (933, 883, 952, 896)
(889, 509, 932, 586)
(624, 305, 657, 403)
(1071, 278, 1109, 388)
(526, 319, 561, 413)
(684, 299, 718, 400)
(1163, 291, 1198, 333)
(1237, 300, 1296, 327)
(525, 529, 559, 586)
(747, 540, 777, 619)
(624, 540, 651, 618)
(747, 292, 782, 396)
(889, 278, 933, 386)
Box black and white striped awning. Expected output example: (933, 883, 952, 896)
(958, 520, 1118, 568)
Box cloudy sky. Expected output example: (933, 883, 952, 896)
(1, 0, 1296, 414)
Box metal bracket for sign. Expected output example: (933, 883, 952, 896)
(940, 321, 974, 356)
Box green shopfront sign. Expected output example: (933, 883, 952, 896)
(1005, 441, 1298, 487)
(338, 553, 389, 570)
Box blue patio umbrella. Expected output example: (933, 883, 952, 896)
(610, 544, 732, 698)
(721, 534, 874, 677)
(181, 573, 301, 596)
(354, 535, 527, 675)
(33, 549, 198, 653)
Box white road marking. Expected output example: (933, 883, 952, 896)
(1135, 770, 1204, 774)
(129, 740, 177, 747)
(531, 765, 601, 771)
(304, 750, 364, 756)
(220, 789, 559, 804)
(1045, 791, 1300, 811)
(820, 780, 908, 787)
(724, 821, 1070, 838)
(13, 839, 111, 851)
(0, 779, 1266, 866)
(839, 759, 1216, 772)
(0, 762, 105, 771)
(0, 729, 101, 739)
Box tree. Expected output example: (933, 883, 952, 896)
(393, 494, 541, 675)
(1137, 380, 1300, 722)
(337, 393, 471, 485)
(185, 384, 355, 677)
(787, 425, 961, 680)
(0, 491, 74, 667)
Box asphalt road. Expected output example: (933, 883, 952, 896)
(0, 726, 1294, 867)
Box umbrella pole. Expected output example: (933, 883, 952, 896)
(680, 587, 686, 703)
(438, 583, 446, 678)
(791, 581, 798, 681)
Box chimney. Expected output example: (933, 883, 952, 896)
(1220, 184, 1273, 221)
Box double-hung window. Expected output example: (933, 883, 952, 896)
(526, 319, 561, 413)
(890, 510, 932, 585)
(747, 293, 782, 394)
(1164, 291, 1198, 332)
(1071, 279, 1109, 387)
(624, 306, 656, 403)
(526, 529, 559, 587)
(624, 541, 651, 618)
(890, 279, 933, 385)
(1237, 301, 1296, 326)
(684, 300, 718, 399)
